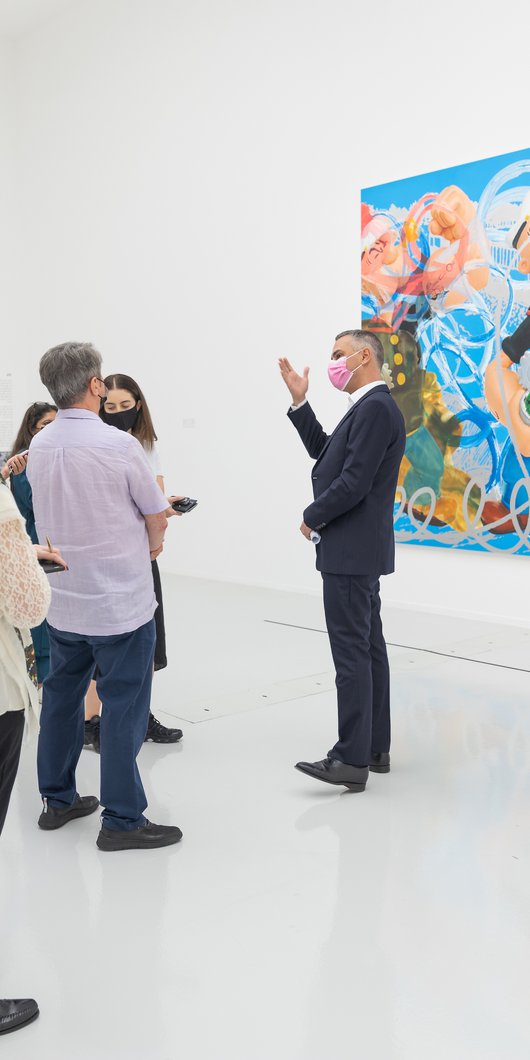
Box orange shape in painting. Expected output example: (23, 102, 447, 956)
(403, 218, 419, 242)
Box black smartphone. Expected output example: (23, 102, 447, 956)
(38, 559, 65, 574)
(171, 497, 198, 514)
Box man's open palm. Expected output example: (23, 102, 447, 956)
(278, 358, 309, 405)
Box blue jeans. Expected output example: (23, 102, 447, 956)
(38, 619, 156, 830)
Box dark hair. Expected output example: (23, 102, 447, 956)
(102, 373, 158, 449)
(335, 329, 385, 368)
(10, 402, 58, 456)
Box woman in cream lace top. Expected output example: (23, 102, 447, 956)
(0, 480, 53, 824)
(0, 479, 52, 1033)
(0, 480, 68, 1035)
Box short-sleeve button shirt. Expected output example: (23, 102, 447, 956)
(27, 408, 168, 636)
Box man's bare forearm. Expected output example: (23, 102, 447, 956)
(144, 511, 168, 553)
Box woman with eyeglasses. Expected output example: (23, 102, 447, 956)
(83, 373, 183, 751)
(1, 403, 58, 684)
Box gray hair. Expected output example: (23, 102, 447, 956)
(335, 329, 385, 368)
(39, 342, 103, 408)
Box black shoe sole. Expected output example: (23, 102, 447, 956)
(295, 765, 366, 793)
(38, 800, 100, 830)
(0, 1010, 39, 1035)
(369, 762, 390, 774)
(96, 828, 183, 851)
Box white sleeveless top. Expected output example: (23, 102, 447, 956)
(141, 441, 163, 479)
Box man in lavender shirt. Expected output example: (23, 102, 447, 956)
(27, 342, 182, 851)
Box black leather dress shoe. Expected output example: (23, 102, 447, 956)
(370, 752, 390, 773)
(96, 819, 183, 851)
(0, 999, 39, 1035)
(144, 713, 183, 743)
(295, 758, 369, 792)
(38, 794, 100, 830)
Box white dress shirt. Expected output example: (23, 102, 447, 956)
(291, 379, 386, 412)
(347, 380, 387, 406)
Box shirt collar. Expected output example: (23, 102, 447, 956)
(347, 381, 386, 407)
(56, 408, 102, 420)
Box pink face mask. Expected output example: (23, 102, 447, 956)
(327, 351, 363, 391)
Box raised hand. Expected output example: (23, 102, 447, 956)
(278, 357, 310, 406)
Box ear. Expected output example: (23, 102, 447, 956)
(136, 399, 142, 410)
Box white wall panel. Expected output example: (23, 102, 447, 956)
(4, 0, 528, 622)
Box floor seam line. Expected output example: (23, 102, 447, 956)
(263, 620, 530, 674)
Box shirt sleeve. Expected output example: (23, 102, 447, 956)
(0, 514, 52, 628)
(10, 470, 35, 538)
(126, 439, 168, 515)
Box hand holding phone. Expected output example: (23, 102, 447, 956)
(38, 559, 67, 574)
(171, 497, 198, 514)
(35, 537, 68, 574)
(3, 450, 29, 478)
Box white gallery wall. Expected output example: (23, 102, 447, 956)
(0, 34, 20, 438)
(3, 0, 529, 624)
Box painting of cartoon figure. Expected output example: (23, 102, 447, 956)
(361, 148, 530, 555)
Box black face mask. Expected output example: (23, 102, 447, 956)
(100, 406, 139, 432)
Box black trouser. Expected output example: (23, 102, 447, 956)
(322, 573, 391, 766)
(0, 710, 25, 835)
(151, 559, 167, 671)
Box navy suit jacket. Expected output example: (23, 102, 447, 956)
(288, 385, 406, 576)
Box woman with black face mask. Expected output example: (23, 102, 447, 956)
(84, 374, 184, 750)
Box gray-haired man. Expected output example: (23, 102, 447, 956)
(28, 342, 182, 850)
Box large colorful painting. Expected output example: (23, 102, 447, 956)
(361, 148, 530, 554)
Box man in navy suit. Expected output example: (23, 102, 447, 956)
(279, 329, 406, 793)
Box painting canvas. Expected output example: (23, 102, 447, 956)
(361, 147, 530, 555)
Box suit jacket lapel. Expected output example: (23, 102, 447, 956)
(314, 384, 389, 467)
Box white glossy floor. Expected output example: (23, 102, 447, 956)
(2, 576, 530, 1059)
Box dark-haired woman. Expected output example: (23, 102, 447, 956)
(1, 403, 57, 683)
(84, 374, 183, 750)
